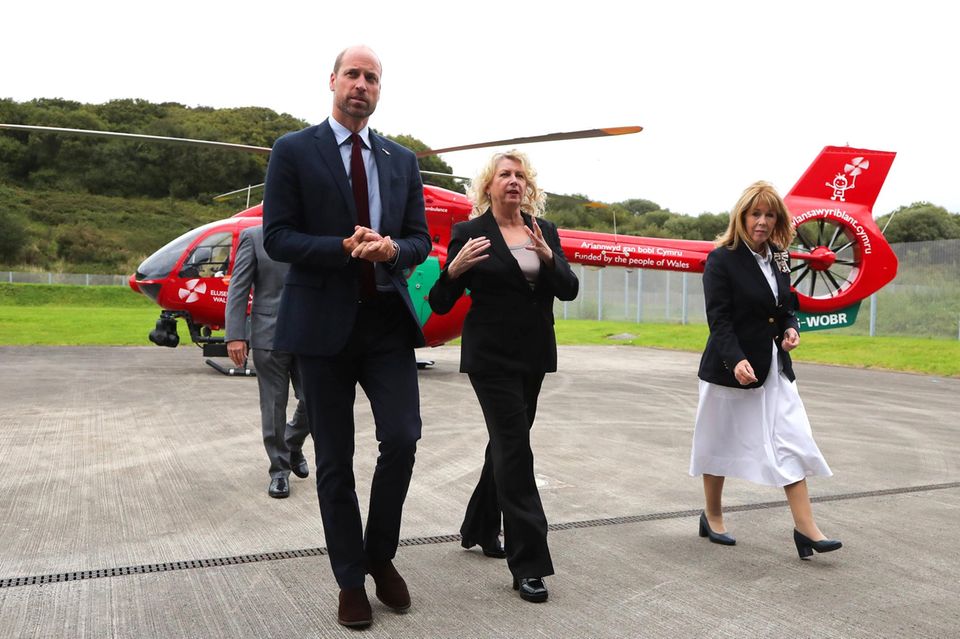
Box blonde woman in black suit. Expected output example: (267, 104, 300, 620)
(428, 150, 578, 602)
(690, 181, 841, 559)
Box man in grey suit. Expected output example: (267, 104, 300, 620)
(225, 224, 310, 498)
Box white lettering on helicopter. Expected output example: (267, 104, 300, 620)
(210, 289, 227, 304)
(792, 208, 872, 255)
(802, 312, 849, 328)
(572, 250, 692, 269)
(576, 241, 684, 257)
(425, 206, 448, 213)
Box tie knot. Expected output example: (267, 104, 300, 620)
(351, 133, 363, 149)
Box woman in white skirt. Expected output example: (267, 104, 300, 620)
(690, 181, 841, 559)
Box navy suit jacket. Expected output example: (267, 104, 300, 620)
(428, 211, 578, 374)
(697, 242, 800, 388)
(262, 121, 431, 356)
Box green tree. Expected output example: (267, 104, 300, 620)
(0, 98, 309, 200)
(0, 209, 28, 262)
(877, 203, 960, 243)
(619, 198, 661, 215)
(385, 133, 464, 193)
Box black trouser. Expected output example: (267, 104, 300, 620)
(298, 295, 422, 588)
(464, 370, 554, 579)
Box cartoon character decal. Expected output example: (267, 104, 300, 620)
(826, 156, 870, 202)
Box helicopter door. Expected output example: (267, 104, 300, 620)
(178, 231, 234, 278)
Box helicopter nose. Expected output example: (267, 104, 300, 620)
(129, 274, 162, 303)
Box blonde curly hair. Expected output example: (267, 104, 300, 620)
(466, 150, 547, 218)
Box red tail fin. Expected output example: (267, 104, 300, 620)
(785, 146, 898, 314)
(787, 146, 896, 211)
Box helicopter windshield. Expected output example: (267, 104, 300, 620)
(136, 225, 211, 281)
(135, 220, 238, 281)
(178, 231, 233, 278)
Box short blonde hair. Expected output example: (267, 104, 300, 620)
(716, 180, 795, 250)
(467, 150, 547, 218)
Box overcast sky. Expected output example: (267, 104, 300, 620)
(3, 0, 956, 217)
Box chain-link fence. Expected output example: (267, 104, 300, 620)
(6, 240, 959, 338)
(1, 271, 128, 286)
(557, 267, 707, 325)
(555, 239, 960, 339)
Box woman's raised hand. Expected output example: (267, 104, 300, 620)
(447, 236, 491, 279)
(524, 219, 554, 267)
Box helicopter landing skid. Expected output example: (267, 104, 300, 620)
(205, 359, 256, 377)
(416, 359, 435, 370)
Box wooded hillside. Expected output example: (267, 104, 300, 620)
(1, 98, 957, 273)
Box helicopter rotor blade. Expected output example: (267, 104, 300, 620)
(415, 126, 643, 158)
(2, 123, 642, 161)
(0, 123, 273, 155)
(419, 169, 609, 208)
(419, 169, 472, 181)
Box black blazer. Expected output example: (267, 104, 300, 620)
(697, 242, 800, 388)
(262, 121, 431, 356)
(428, 211, 578, 374)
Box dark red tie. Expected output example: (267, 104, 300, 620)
(350, 133, 376, 299)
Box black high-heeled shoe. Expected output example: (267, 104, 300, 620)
(698, 511, 736, 546)
(793, 529, 842, 559)
(460, 537, 506, 559)
(512, 576, 548, 603)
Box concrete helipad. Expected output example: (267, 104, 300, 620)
(0, 345, 957, 638)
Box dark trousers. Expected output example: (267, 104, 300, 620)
(464, 371, 554, 579)
(298, 295, 422, 588)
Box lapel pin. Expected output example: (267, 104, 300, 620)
(773, 251, 790, 273)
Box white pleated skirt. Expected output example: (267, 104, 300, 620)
(689, 343, 832, 487)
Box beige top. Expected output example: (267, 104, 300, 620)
(509, 239, 540, 288)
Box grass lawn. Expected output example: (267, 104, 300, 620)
(555, 319, 960, 377)
(0, 306, 167, 345)
(1, 284, 957, 377)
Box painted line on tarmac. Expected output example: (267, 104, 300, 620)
(549, 481, 960, 531)
(2, 481, 957, 589)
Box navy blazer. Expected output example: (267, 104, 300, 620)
(262, 121, 431, 356)
(697, 242, 800, 388)
(428, 211, 578, 374)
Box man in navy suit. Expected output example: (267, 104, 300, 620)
(262, 45, 431, 629)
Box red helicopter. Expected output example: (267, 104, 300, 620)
(0, 124, 898, 371)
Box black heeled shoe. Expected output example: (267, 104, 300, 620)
(793, 529, 842, 559)
(460, 537, 507, 559)
(698, 511, 736, 546)
(512, 577, 548, 603)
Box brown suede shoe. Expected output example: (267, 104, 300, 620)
(338, 587, 372, 628)
(366, 560, 411, 612)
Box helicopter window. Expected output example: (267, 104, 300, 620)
(179, 231, 233, 278)
(136, 225, 211, 280)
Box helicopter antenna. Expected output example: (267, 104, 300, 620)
(880, 209, 898, 235)
(213, 183, 265, 203)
